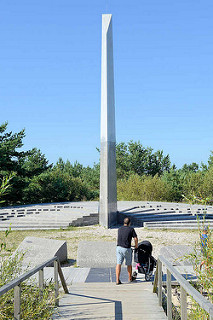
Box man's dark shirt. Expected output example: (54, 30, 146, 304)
(117, 226, 137, 248)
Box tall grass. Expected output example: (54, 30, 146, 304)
(185, 222, 213, 319)
(0, 229, 56, 320)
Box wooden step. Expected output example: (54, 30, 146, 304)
(53, 282, 167, 320)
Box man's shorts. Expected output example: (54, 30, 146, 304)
(116, 246, 132, 265)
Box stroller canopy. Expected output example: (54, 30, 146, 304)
(138, 240, 153, 255)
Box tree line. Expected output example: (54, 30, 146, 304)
(1, 122, 213, 206)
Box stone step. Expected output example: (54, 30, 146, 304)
(0, 226, 69, 231)
(145, 218, 213, 225)
(71, 214, 99, 227)
(144, 219, 213, 229)
(0, 208, 98, 230)
(0, 218, 76, 224)
(1, 200, 212, 230)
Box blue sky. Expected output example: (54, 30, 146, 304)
(1, 0, 213, 168)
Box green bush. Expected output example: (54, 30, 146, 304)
(0, 230, 55, 320)
(200, 167, 213, 199)
(23, 169, 96, 203)
(161, 169, 184, 202)
(117, 174, 170, 201)
(182, 171, 205, 199)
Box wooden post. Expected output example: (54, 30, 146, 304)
(58, 260, 69, 293)
(158, 259, 162, 306)
(167, 269, 172, 320)
(14, 284, 21, 320)
(180, 285, 187, 320)
(54, 260, 59, 306)
(39, 268, 44, 291)
(153, 263, 158, 293)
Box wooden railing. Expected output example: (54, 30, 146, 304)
(153, 255, 213, 320)
(0, 256, 69, 320)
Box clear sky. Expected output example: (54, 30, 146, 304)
(1, 1, 213, 168)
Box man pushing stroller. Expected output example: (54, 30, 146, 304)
(116, 217, 157, 284)
(116, 217, 138, 285)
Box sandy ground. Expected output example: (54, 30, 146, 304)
(40, 226, 200, 262)
(1, 226, 200, 264)
(133, 227, 199, 257)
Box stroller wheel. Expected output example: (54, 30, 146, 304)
(145, 274, 151, 281)
(133, 271, 137, 278)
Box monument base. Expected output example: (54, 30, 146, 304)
(13, 236, 67, 267)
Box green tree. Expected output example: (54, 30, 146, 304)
(199, 167, 213, 200)
(22, 148, 52, 177)
(80, 164, 100, 194)
(0, 122, 27, 174)
(180, 162, 199, 173)
(116, 141, 171, 178)
(54, 158, 99, 198)
(54, 158, 83, 177)
(207, 150, 213, 168)
(0, 122, 29, 205)
(0, 123, 52, 205)
(162, 168, 183, 202)
(181, 170, 204, 200)
(23, 169, 96, 204)
(116, 142, 130, 179)
(0, 174, 14, 205)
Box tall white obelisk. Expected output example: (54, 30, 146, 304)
(99, 14, 117, 228)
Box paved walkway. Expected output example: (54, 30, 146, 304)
(53, 282, 167, 320)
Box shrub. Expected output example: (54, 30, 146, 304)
(0, 230, 56, 319)
(117, 174, 170, 201)
(184, 221, 213, 319)
(23, 169, 96, 203)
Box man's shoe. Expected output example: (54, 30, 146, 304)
(116, 280, 122, 285)
(129, 276, 136, 283)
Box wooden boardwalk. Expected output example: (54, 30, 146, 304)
(53, 282, 167, 320)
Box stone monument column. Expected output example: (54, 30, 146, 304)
(99, 14, 117, 228)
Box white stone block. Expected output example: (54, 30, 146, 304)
(13, 236, 67, 267)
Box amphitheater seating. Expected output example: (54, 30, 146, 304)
(0, 201, 212, 230)
(0, 202, 99, 230)
(117, 201, 213, 229)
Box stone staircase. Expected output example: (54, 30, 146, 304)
(1, 201, 213, 230)
(144, 219, 213, 229)
(71, 213, 99, 227)
(117, 201, 213, 229)
(0, 202, 99, 230)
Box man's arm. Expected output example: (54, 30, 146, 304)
(134, 237, 138, 249)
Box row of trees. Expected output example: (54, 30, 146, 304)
(0, 122, 99, 205)
(1, 122, 213, 206)
(117, 167, 213, 202)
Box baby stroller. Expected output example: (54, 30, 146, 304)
(133, 240, 156, 281)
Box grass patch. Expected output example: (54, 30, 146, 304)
(0, 226, 198, 263)
(0, 226, 116, 261)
